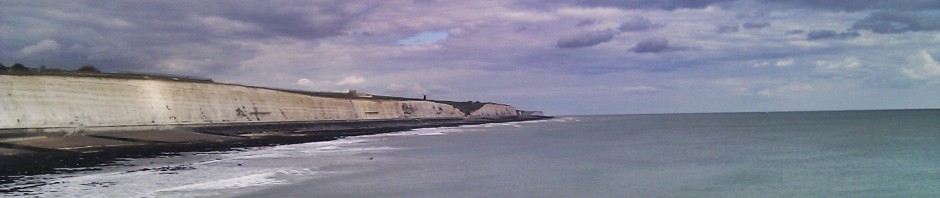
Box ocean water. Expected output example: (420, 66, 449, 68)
(3, 110, 940, 197)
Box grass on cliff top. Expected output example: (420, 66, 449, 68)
(0, 70, 212, 83)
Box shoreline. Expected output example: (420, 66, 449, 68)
(0, 116, 551, 182)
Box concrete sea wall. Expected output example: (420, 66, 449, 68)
(0, 75, 472, 134)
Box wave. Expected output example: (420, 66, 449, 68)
(2, 118, 554, 197)
(155, 172, 285, 192)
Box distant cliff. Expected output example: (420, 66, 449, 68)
(0, 73, 550, 174)
(0, 74, 524, 135)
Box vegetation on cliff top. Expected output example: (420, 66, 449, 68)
(0, 62, 99, 74)
(0, 63, 212, 83)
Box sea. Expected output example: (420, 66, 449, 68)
(2, 109, 939, 197)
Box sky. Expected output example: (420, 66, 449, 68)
(2, 0, 940, 115)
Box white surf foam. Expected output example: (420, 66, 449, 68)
(357, 127, 468, 138)
(228, 153, 292, 160)
(317, 145, 342, 150)
(3, 118, 561, 197)
(156, 172, 285, 192)
(2, 135, 394, 197)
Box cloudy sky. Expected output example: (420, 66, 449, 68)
(2, 0, 940, 115)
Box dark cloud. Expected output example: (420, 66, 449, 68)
(556, 30, 617, 49)
(851, 11, 940, 34)
(77, 1, 363, 41)
(716, 25, 739, 33)
(763, 0, 940, 11)
(630, 38, 675, 53)
(556, 0, 939, 12)
(618, 16, 661, 32)
(576, 19, 599, 27)
(806, 30, 860, 40)
(0, 1, 368, 75)
(562, 0, 735, 10)
(742, 21, 771, 29)
(224, 11, 347, 39)
(785, 30, 804, 35)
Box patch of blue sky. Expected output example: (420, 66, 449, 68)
(396, 31, 448, 45)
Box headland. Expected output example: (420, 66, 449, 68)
(0, 72, 549, 177)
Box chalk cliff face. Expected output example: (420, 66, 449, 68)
(0, 75, 474, 132)
(469, 103, 519, 118)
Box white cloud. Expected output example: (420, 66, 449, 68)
(815, 57, 861, 70)
(622, 85, 659, 93)
(555, 7, 625, 19)
(158, 58, 204, 73)
(15, 39, 61, 58)
(499, 10, 556, 22)
(448, 28, 465, 37)
(296, 78, 313, 86)
(752, 61, 771, 67)
(713, 78, 815, 98)
(713, 78, 752, 96)
(775, 59, 795, 67)
(758, 83, 813, 97)
(294, 77, 363, 92)
(754, 59, 794, 68)
(902, 51, 940, 80)
(335, 75, 365, 86)
(385, 82, 430, 95)
(401, 44, 443, 53)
